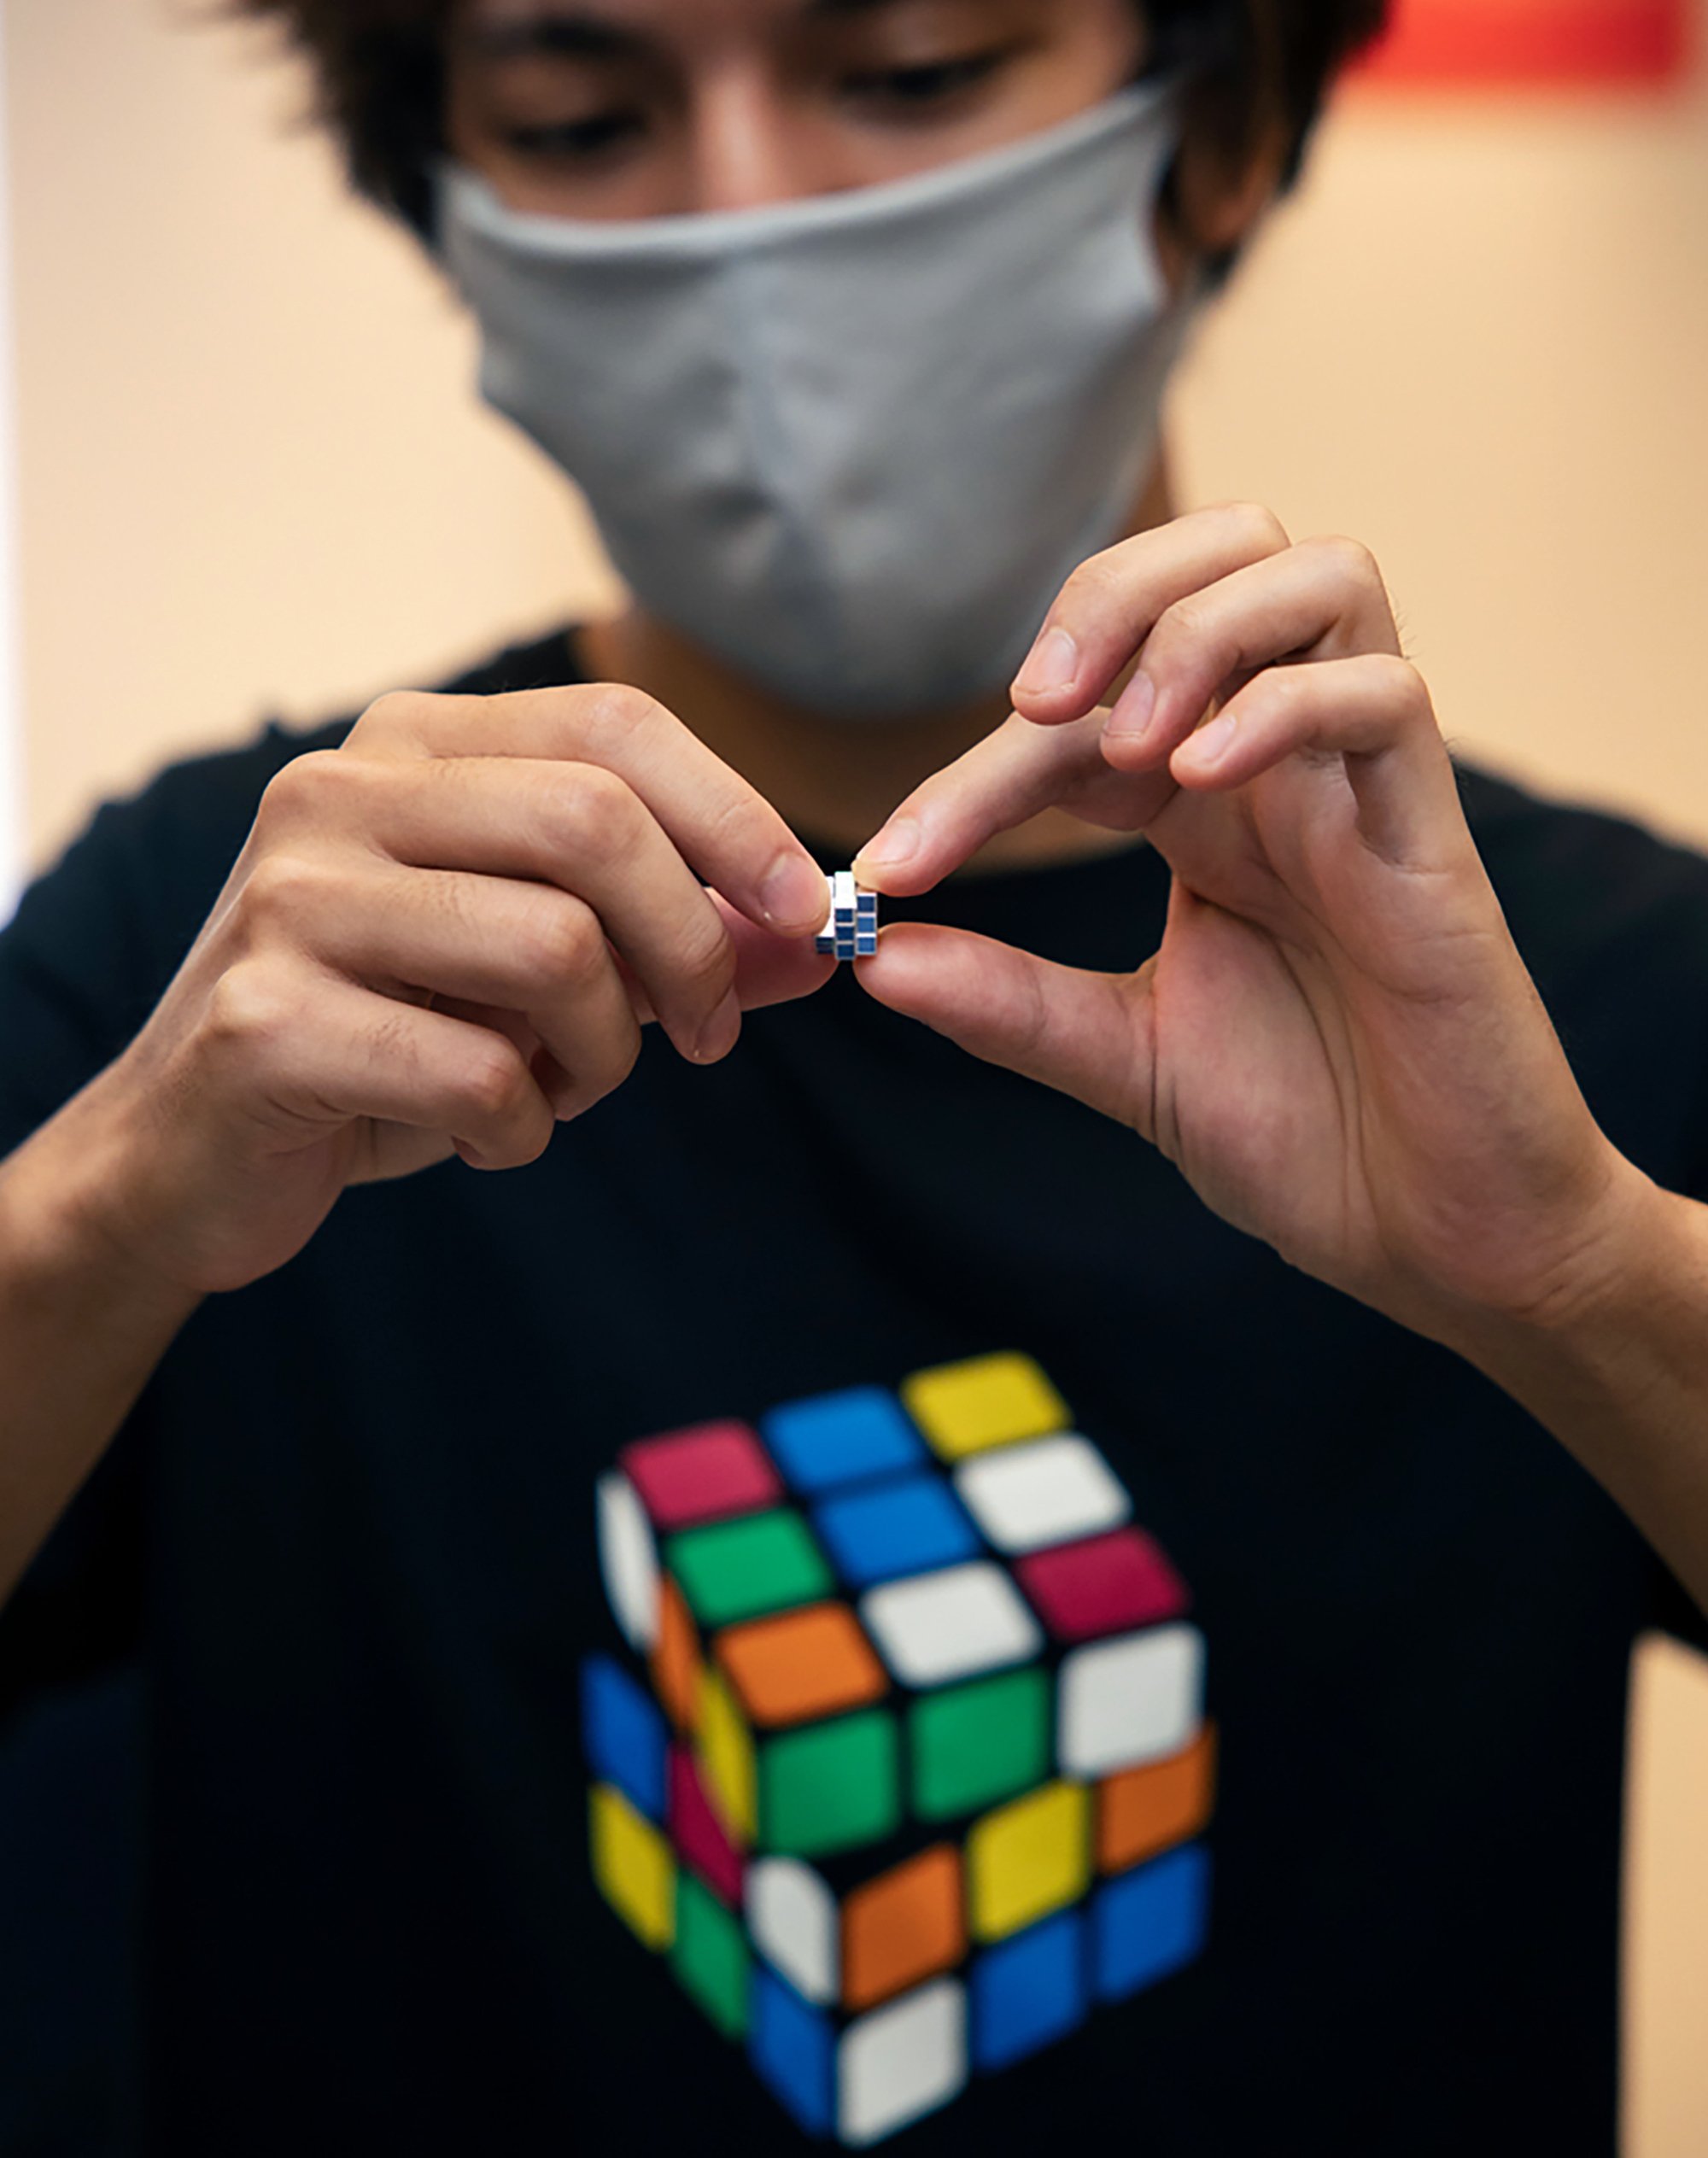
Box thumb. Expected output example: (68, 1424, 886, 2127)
(857, 923, 1155, 1136)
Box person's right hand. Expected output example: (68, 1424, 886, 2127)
(68, 684, 833, 1296)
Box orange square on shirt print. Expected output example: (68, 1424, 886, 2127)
(1356, 0, 1689, 85)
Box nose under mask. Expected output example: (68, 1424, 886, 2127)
(441, 83, 1196, 721)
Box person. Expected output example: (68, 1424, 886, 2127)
(1, 0, 1704, 2149)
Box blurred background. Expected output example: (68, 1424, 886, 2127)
(2, 0, 1705, 2147)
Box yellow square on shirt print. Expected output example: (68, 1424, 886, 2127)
(582, 1351, 1215, 2146)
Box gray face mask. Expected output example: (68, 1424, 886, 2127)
(441, 84, 1191, 719)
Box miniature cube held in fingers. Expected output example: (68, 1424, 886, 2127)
(584, 1354, 1216, 2147)
(816, 869, 880, 961)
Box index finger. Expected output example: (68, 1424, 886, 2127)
(1009, 501, 1292, 726)
(350, 682, 830, 937)
(853, 707, 1173, 898)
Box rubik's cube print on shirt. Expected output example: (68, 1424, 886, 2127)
(583, 1353, 1215, 2147)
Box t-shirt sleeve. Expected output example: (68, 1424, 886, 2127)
(0, 727, 314, 1722)
(0, 644, 556, 1719)
(1459, 773, 1708, 1655)
(0, 716, 349, 1156)
(1647, 874, 1708, 1655)
(0, 806, 172, 1722)
(1, 813, 173, 1159)
(0, 627, 570, 1157)
(1654, 1038, 1708, 1656)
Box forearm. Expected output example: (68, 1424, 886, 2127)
(0, 1084, 202, 1601)
(1462, 1164, 1708, 1620)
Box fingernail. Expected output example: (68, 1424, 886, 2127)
(1184, 712, 1238, 767)
(760, 853, 828, 933)
(1104, 670, 1157, 744)
(857, 817, 919, 870)
(694, 990, 742, 1065)
(1015, 626, 1080, 699)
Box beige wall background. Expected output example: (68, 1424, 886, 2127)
(8, 1, 1706, 2147)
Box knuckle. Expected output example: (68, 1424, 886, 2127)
(696, 784, 767, 857)
(1004, 963, 1056, 1072)
(364, 1001, 420, 1073)
(1375, 652, 1435, 723)
(545, 763, 639, 867)
(256, 749, 344, 832)
(524, 896, 608, 990)
(354, 688, 433, 738)
(204, 961, 293, 1057)
(595, 1016, 646, 1097)
(1255, 664, 1310, 716)
(459, 1042, 531, 1126)
(1313, 533, 1384, 588)
(1059, 548, 1126, 611)
(574, 680, 665, 757)
(1220, 500, 1290, 555)
(564, 1015, 646, 1122)
(1155, 593, 1213, 650)
(676, 916, 738, 1006)
(242, 851, 327, 933)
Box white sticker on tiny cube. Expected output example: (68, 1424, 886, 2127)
(953, 1433, 1131, 1556)
(839, 1978, 967, 2149)
(860, 1562, 1042, 1689)
(596, 1471, 660, 1652)
(747, 1857, 839, 2007)
(1058, 1622, 1204, 1778)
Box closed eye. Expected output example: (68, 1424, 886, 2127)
(841, 46, 1019, 116)
(503, 109, 648, 162)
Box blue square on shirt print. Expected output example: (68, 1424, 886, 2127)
(971, 1909, 1088, 2072)
(581, 1654, 668, 1823)
(750, 1968, 835, 2138)
(761, 1384, 926, 1494)
(813, 1475, 982, 1588)
(1091, 1845, 1212, 2003)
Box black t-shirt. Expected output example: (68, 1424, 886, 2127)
(3, 627, 1706, 2157)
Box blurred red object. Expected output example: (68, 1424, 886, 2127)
(1356, 0, 1688, 85)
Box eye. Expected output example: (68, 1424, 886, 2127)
(842, 47, 1015, 115)
(502, 109, 648, 163)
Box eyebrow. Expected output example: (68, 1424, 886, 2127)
(465, 0, 915, 64)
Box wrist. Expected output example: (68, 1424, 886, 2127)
(0, 1074, 205, 1331)
(1449, 1149, 1682, 1399)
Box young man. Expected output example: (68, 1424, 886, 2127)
(2, 1, 1705, 2149)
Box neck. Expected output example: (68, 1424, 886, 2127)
(577, 456, 1177, 873)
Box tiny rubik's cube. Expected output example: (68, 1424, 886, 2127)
(583, 1354, 1214, 2148)
(815, 870, 880, 962)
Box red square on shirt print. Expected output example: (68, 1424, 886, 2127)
(1357, 0, 1688, 85)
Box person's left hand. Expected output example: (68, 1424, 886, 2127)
(852, 504, 1645, 1349)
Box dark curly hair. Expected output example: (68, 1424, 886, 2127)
(226, 0, 1389, 242)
